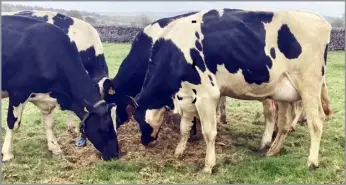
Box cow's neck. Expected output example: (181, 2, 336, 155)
(60, 57, 103, 112)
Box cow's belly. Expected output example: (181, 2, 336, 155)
(29, 93, 59, 114)
(216, 69, 300, 102)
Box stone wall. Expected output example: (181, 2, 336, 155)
(329, 28, 345, 51)
(95, 25, 345, 51)
(94, 25, 143, 43)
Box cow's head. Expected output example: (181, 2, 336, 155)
(102, 79, 138, 127)
(132, 107, 166, 145)
(82, 100, 120, 161)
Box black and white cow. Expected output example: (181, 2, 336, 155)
(103, 9, 332, 151)
(101, 12, 228, 140)
(102, 11, 281, 145)
(104, 9, 332, 173)
(2, 10, 109, 134)
(1, 15, 120, 162)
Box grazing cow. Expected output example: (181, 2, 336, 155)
(1, 15, 120, 161)
(101, 12, 228, 139)
(2, 10, 109, 134)
(102, 10, 332, 151)
(104, 9, 332, 173)
(102, 12, 288, 145)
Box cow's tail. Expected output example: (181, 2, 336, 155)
(320, 42, 333, 119)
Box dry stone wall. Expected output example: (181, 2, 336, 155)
(95, 25, 345, 51)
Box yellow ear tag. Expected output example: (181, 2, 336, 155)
(108, 88, 115, 95)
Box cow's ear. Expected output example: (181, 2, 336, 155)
(103, 79, 116, 102)
(126, 104, 135, 119)
(124, 96, 138, 119)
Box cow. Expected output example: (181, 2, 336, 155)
(102, 12, 288, 146)
(101, 12, 229, 141)
(1, 15, 121, 162)
(2, 10, 109, 135)
(103, 9, 332, 173)
(102, 10, 332, 152)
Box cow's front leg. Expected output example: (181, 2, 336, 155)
(195, 95, 219, 174)
(43, 111, 63, 155)
(31, 95, 62, 155)
(175, 115, 197, 157)
(67, 111, 79, 135)
(2, 96, 27, 162)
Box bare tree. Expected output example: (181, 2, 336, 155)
(85, 16, 97, 25)
(66, 10, 83, 20)
(138, 13, 152, 27)
(332, 18, 345, 28)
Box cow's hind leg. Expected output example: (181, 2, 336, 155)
(217, 96, 227, 124)
(2, 96, 27, 162)
(266, 101, 293, 156)
(290, 101, 304, 132)
(259, 99, 277, 151)
(195, 95, 219, 174)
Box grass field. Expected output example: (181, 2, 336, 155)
(1, 43, 345, 184)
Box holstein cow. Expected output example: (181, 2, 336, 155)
(101, 11, 228, 141)
(1, 15, 120, 161)
(105, 9, 332, 173)
(2, 10, 109, 135)
(103, 10, 332, 152)
(102, 11, 292, 147)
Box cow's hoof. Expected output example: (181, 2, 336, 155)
(201, 166, 213, 174)
(75, 138, 87, 147)
(256, 144, 270, 154)
(219, 116, 227, 124)
(188, 135, 201, 143)
(2, 153, 14, 162)
(307, 157, 319, 170)
(258, 140, 272, 152)
(50, 148, 63, 156)
(289, 126, 296, 132)
(266, 149, 280, 157)
(174, 150, 185, 160)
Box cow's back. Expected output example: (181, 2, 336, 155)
(143, 9, 331, 101)
(3, 10, 108, 80)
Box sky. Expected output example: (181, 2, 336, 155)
(3, 1, 345, 17)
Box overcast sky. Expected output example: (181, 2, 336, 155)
(3, 1, 345, 17)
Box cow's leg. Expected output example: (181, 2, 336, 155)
(266, 101, 293, 156)
(175, 115, 196, 156)
(321, 81, 333, 119)
(290, 101, 304, 132)
(30, 95, 62, 155)
(67, 111, 79, 134)
(216, 96, 227, 124)
(301, 89, 325, 168)
(259, 99, 277, 150)
(43, 111, 63, 155)
(2, 97, 27, 162)
(195, 95, 218, 174)
(188, 117, 200, 142)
